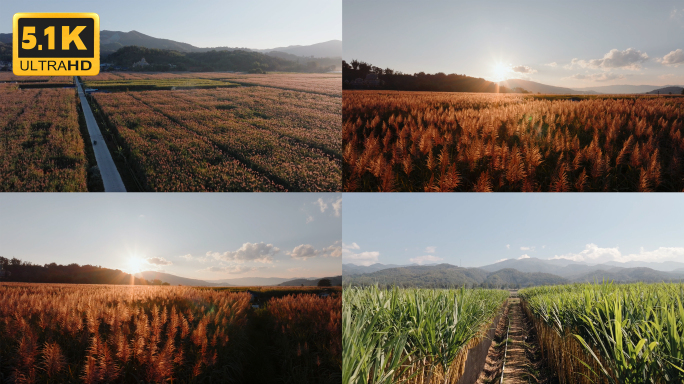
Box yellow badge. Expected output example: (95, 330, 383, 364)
(13, 13, 100, 76)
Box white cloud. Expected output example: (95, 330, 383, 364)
(520, 246, 535, 251)
(207, 242, 280, 264)
(312, 196, 341, 217)
(289, 244, 318, 260)
(145, 257, 173, 266)
(550, 243, 684, 263)
(518, 254, 530, 260)
(658, 49, 684, 67)
(179, 254, 193, 261)
(564, 72, 625, 82)
(496, 258, 508, 263)
(332, 197, 342, 217)
(306, 215, 314, 223)
(511, 65, 537, 74)
(506, 244, 510, 250)
(565, 48, 649, 71)
(409, 255, 444, 265)
(425, 246, 436, 253)
(342, 243, 379, 266)
(315, 198, 328, 213)
(546, 62, 558, 67)
(288, 241, 342, 260)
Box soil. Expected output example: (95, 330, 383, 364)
(476, 296, 558, 384)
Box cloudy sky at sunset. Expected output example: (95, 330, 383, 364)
(0, 194, 342, 280)
(344, 1, 684, 88)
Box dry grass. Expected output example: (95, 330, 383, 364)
(343, 91, 684, 191)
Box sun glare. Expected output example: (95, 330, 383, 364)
(492, 62, 511, 82)
(128, 257, 143, 274)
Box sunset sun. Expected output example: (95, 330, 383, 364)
(492, 62, 510, 82)
(128, 257, 144, 274)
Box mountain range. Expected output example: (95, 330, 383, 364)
(0, 30, 341, 59)
(138, 271, 342, 287)
(499, 79, 683, 95)
(344, 258, 684, 288)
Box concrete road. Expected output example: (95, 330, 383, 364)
(75, 77, 126, 192)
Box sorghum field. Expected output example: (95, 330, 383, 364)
(342, 286, 507, 384)
(0, 283, 341, 384)
(86, 73, 341, 191)
(520, 283, 684, 384)
(0, 86, 88, 191)
(343, 91, 684, 191)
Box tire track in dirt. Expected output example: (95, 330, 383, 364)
(477, 294, 558, 384)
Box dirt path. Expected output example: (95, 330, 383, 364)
(476, 296, 557, 384)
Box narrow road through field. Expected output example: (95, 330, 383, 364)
(75, 77, 126, 192)
(477, 293, 556, 384)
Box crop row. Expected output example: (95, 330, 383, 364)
(343, 286, 508, 384)
(343, 91, 684, 191)
(85, 72, 342, 96)
(93, 85, 341, 191)
(0, 87, 87, 191)
(520, 283, 684, 384)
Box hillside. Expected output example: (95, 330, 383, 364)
(646, 86, 684, 95)
(278, 275, 342, 286)
(204, 277, 290, 286)
(572, 267, 684, 283)
(344, 264, 497, 288)
(136, 271, 223, 287)
(499, 79, 592, 95)
(0, 256, 150, 285)
(343, 262, 684, 288)
(263, 40, 341, 58)
(342, 60, 512, 93)
(343, 263, 405, 275)
(570, 84, 666, 94)
(105, 45, 336, 72)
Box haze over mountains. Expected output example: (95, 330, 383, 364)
(0, 30, 341, 59)
(344, 257, 684, 288)
(499, 79, 683, 95)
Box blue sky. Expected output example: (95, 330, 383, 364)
(2, 0, 341, 48)
(344, 1, 684, 87)
(343, 194, 684, 267)
(0, 193, 341, 279)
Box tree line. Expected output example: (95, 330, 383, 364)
(104, 46, 337, 73)
(342, 59, 515, 93)
(0, 256, 169, 285)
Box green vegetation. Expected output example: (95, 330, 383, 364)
(106, 46, 336, 73)
(344, 264, 568, 288)
(343, 286, 508, 384)
(83, 78, 238, 92)
(520, 283, 684, 384)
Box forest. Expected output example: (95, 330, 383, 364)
(0, 256, 166, 285)
(342, 59, 514, 93)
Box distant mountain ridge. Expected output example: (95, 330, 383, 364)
(344, 259, 684, 288)
(136, 271, 226, 287)
(499, 79, 594, 95)
(279, 275, 342, 286)
(0, 30, 340, 58)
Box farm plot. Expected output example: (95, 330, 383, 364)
(0, 283, 342, 384)
(343, 91, 684, 191)
(92, 83, 341, 191)
(520, 283, 684, 384)
(343, 286, 508, 384)
(0, 87, 87, 191)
